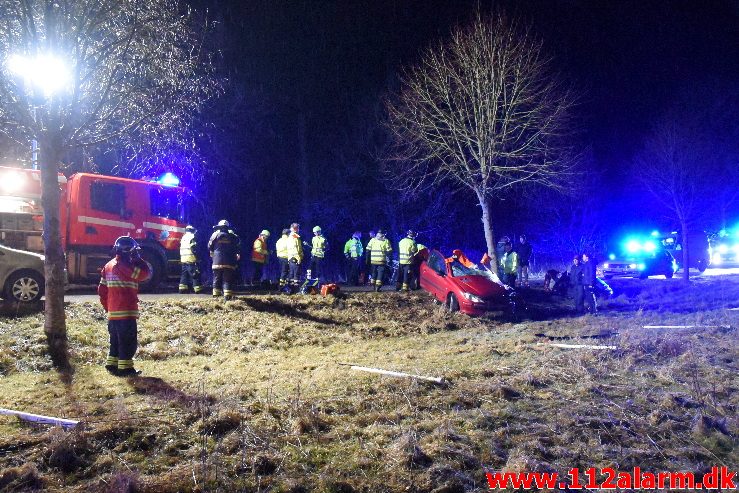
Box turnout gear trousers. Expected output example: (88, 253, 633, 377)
(213, 268, 236, 298)
(107, 319, 138, 371)
(179, 263, 202, 293)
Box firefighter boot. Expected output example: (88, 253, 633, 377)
(401, 283, 409, 292)
(374, 280, 382, 292)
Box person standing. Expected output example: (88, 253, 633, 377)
(570, 254, 585, 313)
(209, 219, 240, 300)
(499, 241, 519, 288)
(287, 223, 304, 287)
(411, 242, 428, 290)
(516, 235, 533, 288)
(179, 225, 203, 294)
(581, 252, 598, 314)
(275, 229, 290, 288)
(366, 229, 392, 292)
(364, 229, 376, 285)
(309, 226, 328, 280)
(98, 236, 152, 376)
(250, 230, 271, 286)
(397, 230, 418, 291)
(344, 231, 363, 286)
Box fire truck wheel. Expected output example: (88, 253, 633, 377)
(139, 250, 163, 292)
(4, 270, 44, 303)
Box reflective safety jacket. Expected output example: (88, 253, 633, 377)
(180, 232, 197, 264)
(366, 237, 392, 265)
(209, 230, 240, 269)
(275, 234, 289, 259)
(287, 232, 303, 263)
(311, 235, 328, 258)
(500, 250, 519, 274)
(98, 256, 152, 320)
(251, 237, 268, 263)
(398, 237, 418, 265)
(344, 237, 363, 258)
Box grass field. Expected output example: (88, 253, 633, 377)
(0, 276, 737, 492)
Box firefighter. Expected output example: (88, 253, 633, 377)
(179, 225, 203, 294)
(98, 236, 152, 376)
(397, 230, 418, 291)
(366, 229, 392, 292)
(516, 235, 533, 288)
(343, 231, 363, 286)
(251, 229, 270, 286)
(209, 219, 240, 300)
(570, 254, 585, 313)
(309, 226, 328, 281)
(500, 240, 519, 288)
(275, 228, 290, 287)
(287, 222, 304, 287)
(581, 252, 598, 314)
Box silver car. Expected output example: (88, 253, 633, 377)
(0, 244, 45, 302)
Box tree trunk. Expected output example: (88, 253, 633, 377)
(39, 136, 72, 374)
(478, 192, 498, 268)
(680, 222, 690, 283)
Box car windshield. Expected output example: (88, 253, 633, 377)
(449, 260, 486, 277)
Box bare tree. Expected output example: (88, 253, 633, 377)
(0, 0, 218, 372)
(384, 13, 575, 266)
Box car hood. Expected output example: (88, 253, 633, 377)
(451, 275, 505, 298)
(0, 245, 44, 261)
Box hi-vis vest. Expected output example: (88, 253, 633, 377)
(344, 238, 363, 258)
(366, 237, 392, 265)
(251, 237, 268, 263)
(312, 235, 327, 258)
(398, 237, 418, 265)
(180, 232, 197, 264)
(276, 235, 289, 259)
(287, 232, 303, 263)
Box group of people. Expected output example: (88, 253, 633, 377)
(177, 221, 431, 300)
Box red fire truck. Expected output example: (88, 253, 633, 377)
(0, 166, 190, 290)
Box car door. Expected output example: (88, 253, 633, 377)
(420, 250, 448, 301)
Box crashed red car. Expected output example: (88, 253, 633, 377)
(419, 249, 515, 316)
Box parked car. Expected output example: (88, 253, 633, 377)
(419, 249, 514, 316)
(601, 248, 678, 279)
(0, 243, 46, 302)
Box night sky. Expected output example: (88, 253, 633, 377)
(186, 0, 739, 255)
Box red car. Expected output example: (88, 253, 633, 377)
(419, 249, 515, 316)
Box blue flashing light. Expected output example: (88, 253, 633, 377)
(625, 240, 642, 254)
(650, 230, 659, 237)
(158, 172, 180, 187)
(608, 253, 616, 260)
(637, 263, 646, 270)
(643, 241, 657, 253)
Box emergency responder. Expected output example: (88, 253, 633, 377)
(581, 252, 598, 314)
(251, 230, 270, 286)
(287, 223, 304, 287)
(500, 240, 519, 288)
(365, 229, 376, 285)
(275, 229, 290, 287)
(411, 242, 428, 290)
(309, 226, 328, 280)
(516, 235, 533, 288)
(209, 219, 240, 300)
(98, 236, 152, 376)
(343, 231, 363, 286)
(570, 254, 584, 313)
(366, 229, 392, 292)
(397, 230, 418, 291)
(179, 225, 203, 294)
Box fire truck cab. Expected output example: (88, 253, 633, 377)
(0, 166, 189, 290)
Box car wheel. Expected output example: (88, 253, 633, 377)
(447, 293, 459, 312)
(4, 270, 44, 303)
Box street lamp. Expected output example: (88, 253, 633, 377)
(5, 53, 71, 169)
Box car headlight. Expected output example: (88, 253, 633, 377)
(637, 263, 646, 270)
(603, 263, 610, 268)
(461, 292, 485, 303)
(629, 263, 637, 269)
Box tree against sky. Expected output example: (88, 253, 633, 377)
(0, 0, 218, 372)
(384, 13, 575, 266)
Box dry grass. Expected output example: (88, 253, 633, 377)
(0, 277, 737, 492)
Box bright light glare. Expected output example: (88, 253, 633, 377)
(643, 241, 657, 252)
(0, 170, 27, 194)
(629, 263, 637, 269)
(650, 230, 659, 237)
(712, 254, 723, 265)
(625, 240, 641, 253)
(637, 263, 646, 270)
(6, 53, 71, 96)
(718, 244, 729, 254)
(732, 245, 739, 254)
(158, 172, 180, 187)
(608, 253, 616, 260)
